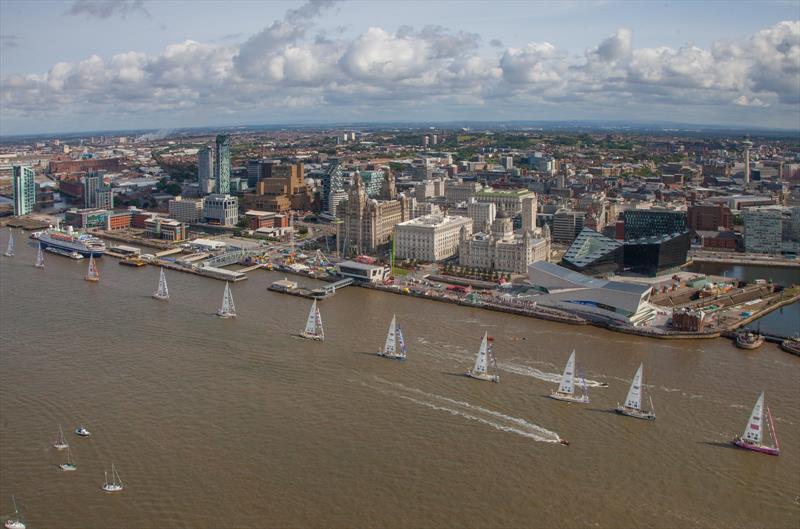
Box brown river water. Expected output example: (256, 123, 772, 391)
(1, 231, 799, 529)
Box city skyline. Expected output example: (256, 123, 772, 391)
(1, 0, 799, 134)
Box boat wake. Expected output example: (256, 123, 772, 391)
(367, 378, 562, 444)
(497, 361, 609, 388)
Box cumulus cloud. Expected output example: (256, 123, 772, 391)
(66, 0, 151, 19)
(2, 8, 799, 130)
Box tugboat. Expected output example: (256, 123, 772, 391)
(736, 330, 764, 350)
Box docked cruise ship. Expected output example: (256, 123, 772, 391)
(32, 226, 106, 257)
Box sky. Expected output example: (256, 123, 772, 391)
(1, 0, 799, 135)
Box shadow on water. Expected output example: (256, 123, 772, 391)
(698, 441, 739, 451)
(442, 371, 468, 378)
(586, 408, 618, 415)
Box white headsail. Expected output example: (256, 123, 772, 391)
(396, 325, 407, 357)
(742, 391, 765, 445)
(473, 332, 489, 375)
(624, 363, 644, 410)
(4, 228, 14, 257)
(35, 243, 44, 268)
(218, 282, 236, 317)
(154, 267, 169, 299)
(304, 300, 319, 335)
(383, 315, 397, 355)
(315, 304, 324, 340)
(557, 350, 577, 395)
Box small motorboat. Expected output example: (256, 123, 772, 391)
(559, 439, 570, 446)
(598, 382, 609, 388)
(74, 426, 91, 437)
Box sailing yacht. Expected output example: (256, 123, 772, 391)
(3, 496, 24, 529)
(84, 254, 100, 282)
(466, 332, 499, 382)
(377, 314, 407, 360)
(216, 282, 236, 318)
(34, 243, 44, 269)
(733, 392, 780, 456)
(299, 299, 324, 341)
(152, 267, 169, 301)
(615, 363, 655, 420)
(52, 425, 69, 450)
(59, 446, 77, 471)
(101, 464, 124, 492)
(549, 350, 590, 403)
(3, 229, 13, 257)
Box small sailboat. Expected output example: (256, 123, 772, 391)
(84, 254, 100, 282)
(299, 299, 324, 341)
(59, 446, 77, 471)
(152, 267, 169, 301)
(52, 425, 69, 450)
(216, 281, 236, 318)
(615, 363, 655, 420)
(3, 229, 13, 257)
(466, 332, 499, 382)
(34, 243, 44, 268)
(733, 391, 780, 456)
(549, 350, 589, 403)
(3, 496, 25, 529)
(101, 464, 124, 492)
(74, 425, 91, 437)
(377, 314, 407, 360)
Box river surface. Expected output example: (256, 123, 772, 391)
(2, 230, 799, 529)
(686, 262, 799, 338)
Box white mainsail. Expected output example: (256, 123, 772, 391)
(315, 305, 324, 340)
(742, 391, 765, 445)
(557, 350, 577, 395)
(396, 325, 407, 357)
(473, 332, 489, 375)
(218, 282, 236, 317)
(624, 363, 644, 410)
(35, 243, 44, 268)
(85, 254, 99, 281)
(383, 315, 397, 355)
(304, 300, 319, 335)
(154, 267, 169, 299)
(4, 229, 14, 257)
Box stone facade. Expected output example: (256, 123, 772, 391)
(459, 212, 550, 274)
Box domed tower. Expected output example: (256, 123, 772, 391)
(491, 207, 513, 240)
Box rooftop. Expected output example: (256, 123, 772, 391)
(396, 214, 471, 228)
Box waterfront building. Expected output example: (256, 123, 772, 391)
(467, 199, 496, 230)
(743, 206, 800, 255)
(619, 210, 687, 240)
(335, 260, 390, 283)
(214, 135, 231, 195)
(336, 175, 413, 257)
(561, 228, 624, 275)
(64, 208, 109, 229)
(553, 209, 585, 243)
(83, 173, 101, 208)
(12, 165, 35, 215)
(394, 214, 472, 262)
(144, 217, 187, 241)
(203, 194, 238, 226)
(197, 146, 214, 195)
(622, 232, 691, 276)
(459, 210, 549, 274)
(168, 196, 205, 223)
(526, 261, 656, 326)
(96, 189, 113, 210)
(473, 188, 536, 217)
